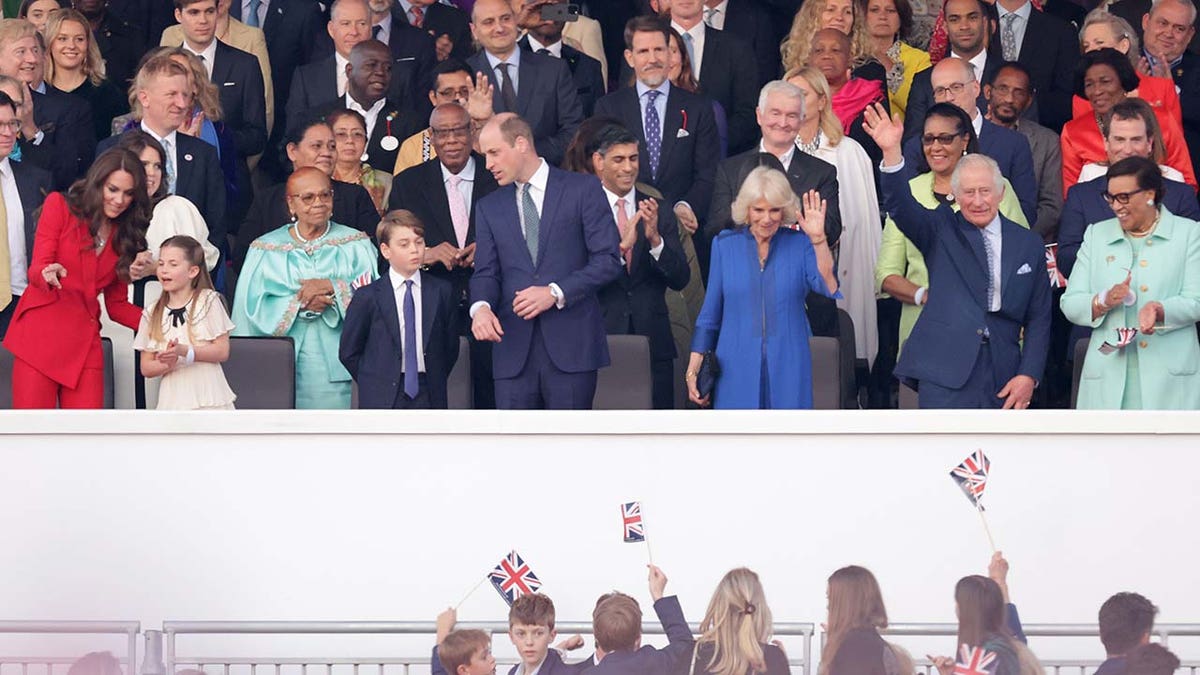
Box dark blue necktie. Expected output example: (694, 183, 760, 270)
(644, 89, 662, 180)
(403, 279, 418, 398)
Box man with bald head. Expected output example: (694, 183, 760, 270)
(306, 39, 425, 171)
(901, 56, 1038, 225)
(469, 112, 620, 409)
(865, 102, 1050, 410)
(466, 0, 583, 166)
(390, 102, 501, 407)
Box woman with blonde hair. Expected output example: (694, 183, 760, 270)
(820, 566, 912, 675)
(686, 568, 789, 675)
(43, 8, 128, 140)
(786, 66, 882, 371)
(781, 0, 879, 76)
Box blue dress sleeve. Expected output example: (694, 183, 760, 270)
(1006, 603, 1028, 645)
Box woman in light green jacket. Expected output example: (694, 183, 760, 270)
(1061, 157, 1200, 409)
(873, 103, 1028, 356)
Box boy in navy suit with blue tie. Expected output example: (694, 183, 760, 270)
(339, 210, 458, 408)
(590, 566, 693, 675)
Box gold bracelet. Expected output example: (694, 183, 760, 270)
(685, 371, 697, 379)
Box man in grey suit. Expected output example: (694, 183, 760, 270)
(466, 0, 582, 166)
(984, 61, 1062, 243)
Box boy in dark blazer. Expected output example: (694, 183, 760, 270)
(590, 566, 692, 675)
(340, 210, 458, 408)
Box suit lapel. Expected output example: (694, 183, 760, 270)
(420, 277, 436, 345)
(373, 278, 403, 349)
(211, 44, 233, 85)
(496, 185, 531, 266)
(12, 165, 39, 257)
(516, 56, 535, 115)
(468, 158, 493, 244)
(175, 135, 195, 195)
(535, 167, 561, 268)
(950, 216, 990, 310)
(424, 161, 458, 247)
(998, 218, 1023, 304)
(658, 88, 683, 171)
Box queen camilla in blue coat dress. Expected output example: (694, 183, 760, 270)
(687, 166, 842, 409)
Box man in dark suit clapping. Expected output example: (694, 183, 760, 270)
(591, 123, 690, 409)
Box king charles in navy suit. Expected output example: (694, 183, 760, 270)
(866, 103, 1051, 409)
(469, 113, 621, 409)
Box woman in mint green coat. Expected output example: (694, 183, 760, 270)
(1061, 157, 1200, 409)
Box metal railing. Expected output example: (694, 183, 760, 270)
(0, 622, 141, 675)
(875, 623, 1200, 675)
(160, 622, 815, 675)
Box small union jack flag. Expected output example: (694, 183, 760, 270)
(1098, 328, 1139, 355)
(1045, 244, 1067, 288)
(622, 501, 645, 542)
(954, 645, 997, 675)
(488, 550, 542, 606)
(350, 270, 374, 291)
(950, 450, 991, 509)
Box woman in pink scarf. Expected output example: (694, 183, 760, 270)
(810, 29, 890, 168)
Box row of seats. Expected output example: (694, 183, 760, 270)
(0, 336, 1090, 410)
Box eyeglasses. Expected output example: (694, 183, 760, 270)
(290, 189, 335, 205)
(334, 130, 367, 142)
(436, 86, 471, 100)
(932, 81, 970, 98)
(1102, 188, 1150, 204)
(431, 124, 471, 139)
(921, 132, 963, 146)
(0, 119, 22, 133)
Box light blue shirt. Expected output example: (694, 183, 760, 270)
(485, 48, 522, 99)
(997, 1, 1032, 59)
(635, 79, 671, 145)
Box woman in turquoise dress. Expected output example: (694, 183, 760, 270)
(1061, 156, 1200, 409)
(232, 167, 378, 408)
(687, 166, 841, 409)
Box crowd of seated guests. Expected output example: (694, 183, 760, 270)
(0, 0, 1199, 411)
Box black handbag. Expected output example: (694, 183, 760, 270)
(696, 350, 720, 400)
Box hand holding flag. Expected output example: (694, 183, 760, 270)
(950, 450, 997, 553)
(622, 501, 654, 564)
(488, 550, 542, 605)
(1098, 328, 1138, 355)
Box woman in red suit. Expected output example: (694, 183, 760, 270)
(1072, 10, 1182, 125)
(1061, 48, 1196, 195)
(2, 149, 151, 408)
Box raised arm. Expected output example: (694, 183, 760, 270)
(862, 102, 937, 255)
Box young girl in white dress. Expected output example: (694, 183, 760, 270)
(133, 235, 237, 409)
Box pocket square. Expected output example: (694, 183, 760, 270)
(222, 82, 236, 86)
(676, 128, 689, 138)
(1017, 263, 1032, 275)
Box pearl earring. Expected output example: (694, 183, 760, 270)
(1147, 199, 1155, 206)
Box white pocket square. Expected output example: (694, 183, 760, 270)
(1017, 263, 1032, 274)
(222, 82, 236, 86)
(676, 128, 689, 138)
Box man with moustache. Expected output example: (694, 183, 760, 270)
(389, 102, 500, 407)
(984, 61, 1062, 241)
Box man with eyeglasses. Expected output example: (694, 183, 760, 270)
(389, 102, 500, 407)
(392, 58, 495, 174)
(901, 56, 1038, 225)
(307, 39, 425, 173)
(984, 61, 1062, 241)
(1057, 97, 1200, 279)
(1133, 0, 1200, 188)
(903, 0, 999, 143)
(0, 85, 51, 339)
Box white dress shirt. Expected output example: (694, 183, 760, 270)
(971, 109, 984, 137)
(512, 657, 546, 675)
(704, 0, 729, 29)
(671, 20, 706, 80)
(335, 52, 351, 97)
(0, 159, 27, 296)
(346, 93, 388, 140)
(759, 140, 797, 172)
(602, 186, 665, 260)
(183, 39, 218, 79)
(391, 267, 426, 373)
(485, 48, 522, 97)
(372, 17, 391, 45)
(469, 159, 564, 316)
(996, 1, 1032, 59)
(140, 122, 180, 190)
(951, 48, 989, 85)
(526, 34, 562, 58)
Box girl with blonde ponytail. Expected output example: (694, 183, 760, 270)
(688, 569, 790, 675)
